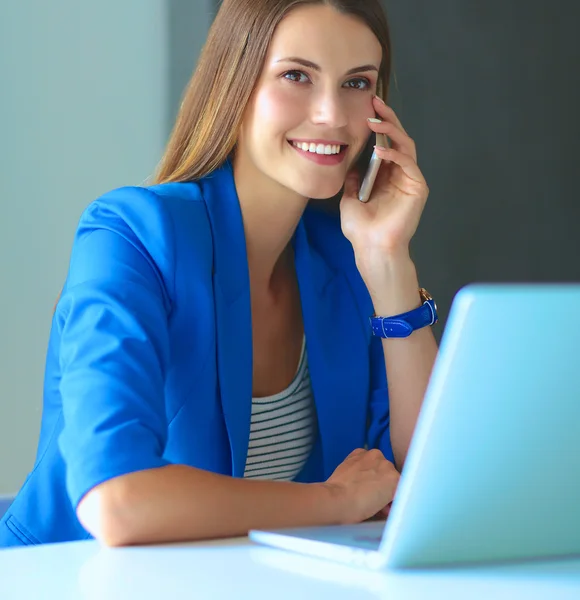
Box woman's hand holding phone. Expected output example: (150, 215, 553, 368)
(340, 95, 430, 281)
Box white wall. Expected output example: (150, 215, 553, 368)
(0, 1, 171, 494)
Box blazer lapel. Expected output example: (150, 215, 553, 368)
(200, 161, 252, 478)
(294, 212, 370, 479)
(201, 162, 369, 481)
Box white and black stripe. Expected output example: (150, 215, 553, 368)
(244, 339, 317, 481)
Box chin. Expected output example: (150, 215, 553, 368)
(288, 177, 345, 201)
(306, 187, 343, 200)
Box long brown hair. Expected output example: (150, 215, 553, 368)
(153, 0, 392, 185)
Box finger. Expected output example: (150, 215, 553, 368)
(373, 146, 426, 187)
(345, 448, 366, 460)
(368, 119, 417, 162)
(366, 448, 385, 461)
(372, 96, 407, 134)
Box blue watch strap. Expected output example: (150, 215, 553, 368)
(370, 299, 437, 338)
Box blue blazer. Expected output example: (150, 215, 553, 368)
(0, 160, 392, 547)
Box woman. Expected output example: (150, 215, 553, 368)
(0, 0, 438, 548)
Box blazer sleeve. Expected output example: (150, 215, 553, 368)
(55, 187, 177, 509)
(366, 334, 395, 463)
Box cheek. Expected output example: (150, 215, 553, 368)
(351, 98, 376, 145)
(252, 85, 303, 134)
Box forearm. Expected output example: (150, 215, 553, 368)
(362, 253, 438, 470)
(381, 327, 437, 469)
(78, 464, 340, 547)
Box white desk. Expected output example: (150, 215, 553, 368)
(1, 537, 579, 599)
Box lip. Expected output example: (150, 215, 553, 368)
(288, 140, 348, 166)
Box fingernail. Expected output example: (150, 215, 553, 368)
(368, 118, 382, 124)
(374, 95, 386, 105)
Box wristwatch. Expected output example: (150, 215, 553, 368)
(370, 288, 438, 338)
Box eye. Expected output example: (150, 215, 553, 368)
(344, 78, 371, 91)
(282, 70, 310, 84)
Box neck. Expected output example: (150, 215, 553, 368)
(232, 152, 308, 289)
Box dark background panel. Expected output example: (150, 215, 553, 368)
(384, 0, 580, 333)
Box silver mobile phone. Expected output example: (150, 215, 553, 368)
(358, 132, 388, 203)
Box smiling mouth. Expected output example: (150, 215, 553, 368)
(287, 140, 349, 166)
(288, 140, 349, 156)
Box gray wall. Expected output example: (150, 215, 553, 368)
(0, 1, 214, 494)
(167, 0, 219, 129)
(384, 0, 580, 331)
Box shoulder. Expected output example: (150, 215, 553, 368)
(78, 181, 209, 242)
(75, 180, 215, 266)
(67, 180, 216, 309)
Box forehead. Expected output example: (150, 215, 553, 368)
(266, 5, 382, 67)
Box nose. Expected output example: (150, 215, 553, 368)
(310, 86, 348, 129)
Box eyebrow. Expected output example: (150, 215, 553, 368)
(275, 57, 379, 76)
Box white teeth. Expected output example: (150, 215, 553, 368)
(292, 141, 342, 155)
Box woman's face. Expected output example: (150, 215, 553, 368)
(238, 4, 383, 200)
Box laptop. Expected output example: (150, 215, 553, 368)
(249, 284, 580, 569)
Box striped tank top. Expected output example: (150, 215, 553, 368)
(243, 338, 317, 481)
